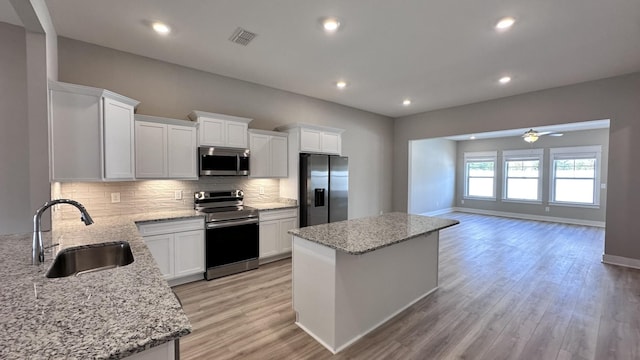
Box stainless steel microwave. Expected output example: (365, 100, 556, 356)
(199, 147, 250, 176)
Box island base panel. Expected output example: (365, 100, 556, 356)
(292, 232, 439, 353)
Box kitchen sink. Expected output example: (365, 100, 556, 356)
(46, 241, 134, 278)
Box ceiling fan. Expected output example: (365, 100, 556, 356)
(522, 128, 564, 143)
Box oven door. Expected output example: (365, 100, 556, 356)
(205, 218, 259, 269)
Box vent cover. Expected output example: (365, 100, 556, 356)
(229, 27, 257, 46)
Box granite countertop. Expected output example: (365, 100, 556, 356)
(246, 202, 298, 211)
(0, 210, 203, 360)
(288, 212, 459, 255)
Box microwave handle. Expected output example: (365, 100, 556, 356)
(236, 154, 240, 174)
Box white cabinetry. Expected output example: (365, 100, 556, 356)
(299, 127, 341, 154)
(49, 81, 139, 181)
(188, 110, 252, 149)
(127, 341, 175, 360)
(259, 208, 298, 263)
(277, 124, 343, 155)
(249, 129, 288, 178)
(138, 218, 205, 286)
(134, 115, 198, 180)
(275, 123, 345, 201)
(144, 233, 173, 278)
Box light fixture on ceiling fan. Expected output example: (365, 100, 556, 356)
(522, 129, 563, 143)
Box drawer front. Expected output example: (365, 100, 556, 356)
(137, 218, 204, 236)
(259, 208, 298, 221)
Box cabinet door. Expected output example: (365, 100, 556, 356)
(168, 125, 197, 179)
(49, 90, 102, 181)
(259, 220, 280, 258)
(145, 234, 174, 280)
(226, 121, 248, 148)
(174, 230, 205, 278)
(270, 136, 288, 177)
(135, 121, 167, 178)
(249, 133, 270, 178)
(321, 131, 341, 155)
(103, 98, 135, 179)
(278, 217, 297, 253)
(300, 128, 322, 153)
(127, 341, 174, 360)
(199, 118, 225, 146)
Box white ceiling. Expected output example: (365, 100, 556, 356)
(5, 0, 640, 118)
(0, 0, 22, 26)
(443, 119, 610, 141)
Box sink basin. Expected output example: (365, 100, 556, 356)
(46, 241, 134, 278)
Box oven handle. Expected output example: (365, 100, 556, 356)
(206, 217, 259, 229)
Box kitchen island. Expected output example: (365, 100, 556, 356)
(0, 210, 200, 360)
(288, 212, 459, 354)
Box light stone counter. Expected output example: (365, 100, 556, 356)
(0, 210, 202, 360)
(288, 212, 459, 255)
(245, 202, 298, 211)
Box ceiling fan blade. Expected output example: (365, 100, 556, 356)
(548, 133, 564, 137)
(537, 131, 552, 136)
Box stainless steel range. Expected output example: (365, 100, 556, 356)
(195, 190, 259, 280)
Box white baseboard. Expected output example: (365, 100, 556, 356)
(168, 273, 203, 287)
(453, 207, 606, 228)
(602, 254, 640, 270)
(420, 208, 455, 217)
(259, 252, 292, 265)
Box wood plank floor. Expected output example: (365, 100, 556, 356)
(173, 212, 640, 359)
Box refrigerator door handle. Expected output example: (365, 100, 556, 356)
(314, 188, 325, 207)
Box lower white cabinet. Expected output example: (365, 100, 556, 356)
(259, 208, 298, 263)
(127, 340, 175, 360)
(138, 218, 205, 286)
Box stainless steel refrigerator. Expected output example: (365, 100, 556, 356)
(299, 154, 348, 227)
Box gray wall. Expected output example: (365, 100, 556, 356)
(393, 72, 640, 260)
(455, 128, 608, 222)
(0, 22, 30, 234)
(57, 37, 395, 219)
(408, 138, 456, 215)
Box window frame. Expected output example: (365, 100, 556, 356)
(501, 149, 544, 204)
(463, 151, 497, 200)
(549, 145, 602, 207)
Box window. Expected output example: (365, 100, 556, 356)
(464, 151, 497, 199)
(550, 146, 601, 206)
(502, 149, 543, 202)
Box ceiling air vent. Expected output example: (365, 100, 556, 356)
(229, 27, 257, 46)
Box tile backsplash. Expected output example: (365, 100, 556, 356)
(53, 178, 283, 220)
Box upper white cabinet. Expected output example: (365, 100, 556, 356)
(249, 129, 288, 178)
(276, 123, 344, 155)
(188, 110, 252, 149)
(275, 123, 345, 201)
(49, 81, 139, 181)
(134, 115, 198, 180)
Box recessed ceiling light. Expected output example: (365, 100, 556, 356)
(336, 81, 347, 89)
(402, 99, 411, 106)
(499, 76, 512, 84)
(495, 17, 515, 31)
(322, 17, 341, 33)
(152, 22, 171, 35)
(470, 136, 476, 140)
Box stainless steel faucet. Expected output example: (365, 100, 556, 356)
(32, 199, 94, 264)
